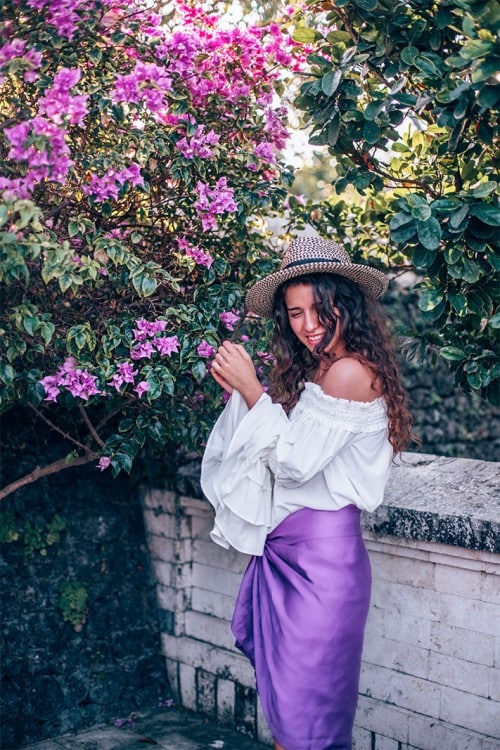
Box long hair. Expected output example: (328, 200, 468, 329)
(267, 273, 414, 454)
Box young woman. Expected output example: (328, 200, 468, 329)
(201, 237, 413, 750)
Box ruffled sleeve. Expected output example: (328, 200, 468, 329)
(200, 390, 281, 555)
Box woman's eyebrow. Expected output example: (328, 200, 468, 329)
(286, 305, 303, 312)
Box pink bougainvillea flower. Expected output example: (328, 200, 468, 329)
(155, 335, 179, 356)
(197, 341, 215, 358)
(130, 341, 155, 360)
(134, 380, 150, 398)
(98, 456, 111, 471)
(219, 311, 240, 331)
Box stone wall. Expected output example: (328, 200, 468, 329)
(0, 426, 170, 749)
(142, 453, 500, 750)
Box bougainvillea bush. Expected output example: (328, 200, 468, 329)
(0, 0, 298, 497)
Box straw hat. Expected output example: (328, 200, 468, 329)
(245, 237, 388, 317)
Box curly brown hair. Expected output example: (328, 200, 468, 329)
(267, 273, 415, 454)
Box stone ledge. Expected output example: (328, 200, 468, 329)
(362, 452, 499, 553)
(171, 451, 499, 554)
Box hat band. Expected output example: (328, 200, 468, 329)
(283, 257, 342, 269)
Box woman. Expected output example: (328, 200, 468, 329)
(201, 237, 413, 750)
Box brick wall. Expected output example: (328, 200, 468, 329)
(141, 458, 499, 750)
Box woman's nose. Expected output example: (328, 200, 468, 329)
(304, 311, 318, 331)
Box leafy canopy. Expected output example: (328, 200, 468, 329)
(291, 0, 499, 403)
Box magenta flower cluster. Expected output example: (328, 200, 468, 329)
(26, 0, 110, 41)
(176, 125, 220, 160)
(130, 318, 179, 360)
(38, 68, 88, 126)
(197, 341, 215, 358)
(219, 311, 240, 331)
(0, 39, 42, 84)
(112, 62, 172, 113)
(83, 163, 144, 203)
(39, 357, 101, 402)
(195, 178, 238, 232)
(177, 238, 213, 269)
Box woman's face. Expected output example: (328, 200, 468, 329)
(284, 282, 343, 353)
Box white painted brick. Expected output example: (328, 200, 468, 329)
(192, 586, 235, 621)
(375, 736, 400, 750)
(371, 579, 440, 621)
(430, 622, 495, 666)
(178, 514, 192, 539)
(147, 533, 175, 562)
(143, 508, 177, 539)
(194, 538, 250, 575)
(363, 633, 429, 679)
(352, 726, 373, 750)
(369, 549, 435, 589)
(142, 488, 176, 512)
(365, 604, 386, 637)
(150, 559, 175, 588)
(482, 571, 500, 605)
(216, 677, 235, 725)
(355, 695, 409, 743)
(184, 610, 235, 651)
(179, 495, 209, 515)
(428, 545, 498, 572)
(161, 633, 255, 688)
(192, 561, 243, 598)
(164, 657, 179, 699)
(407, 713, 483, 750)
(190, 513, 212, 540)
(360, 663, 440, 718)
(440, 685, 500, 737)
(496, 637, 500, 668)
(155, 583, 177, 611)
(435, 564, 483, 600)
(383, 611, 431, 649)
(489, 666, 500, 702)
(428, 651, 492, 698)
(256, 696, 273, 745)
(179, 661, 196, 711)
(439, 592, 499, 636)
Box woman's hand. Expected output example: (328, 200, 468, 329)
(211, 341, 264, 408)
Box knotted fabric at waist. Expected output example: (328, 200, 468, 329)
(267, 504, 362, 545)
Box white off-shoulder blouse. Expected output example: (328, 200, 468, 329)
(200, 382, 393, 556)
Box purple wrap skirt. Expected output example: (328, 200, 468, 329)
(231, 505, 371, 750)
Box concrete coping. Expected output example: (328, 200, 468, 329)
(362, 452, 499, 553)
(174, 451, 499, 554)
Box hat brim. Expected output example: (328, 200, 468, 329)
(245, 261, 388, 317)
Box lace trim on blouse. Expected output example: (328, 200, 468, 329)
(294, 382, 388, 433)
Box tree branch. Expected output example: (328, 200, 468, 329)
(0, 453, 99, 502)
(78, 404, 105, 448)
(28, 405, 89, 452)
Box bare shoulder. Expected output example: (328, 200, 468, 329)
(320, 357, 382, 402)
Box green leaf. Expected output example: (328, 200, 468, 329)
(363, 120, 380, 145)
(470, 182, 497, 199)
(489, 311, 500, 329)
(469, 203, 500, 226)
(450, 204, 469, 229)
(321, 69, 342, 97)
(401, 46, 419, 65)
(419, 288, 444, 312)
(440, 346, 466, 361)
(292, 27, 319, 44)
(417, 217, 442, 250)
(0, 363, 15, 384)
